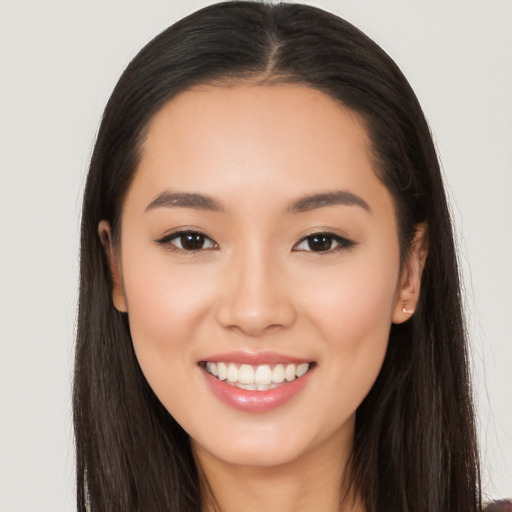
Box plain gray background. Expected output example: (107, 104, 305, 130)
(0, 1, 510, 509)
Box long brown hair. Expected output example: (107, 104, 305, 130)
(74, 2, 481, 511)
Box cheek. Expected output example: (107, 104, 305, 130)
(295, 250, 399, 407)
(120, 251, 216, 385)
(299, 249, 399, 336)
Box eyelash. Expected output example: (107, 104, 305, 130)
(155, 230, 218, 253)
(292, 232, 356, 253)
(155, 230, 356, 254)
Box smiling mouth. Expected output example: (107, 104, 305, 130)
(201, 361, 312, 391)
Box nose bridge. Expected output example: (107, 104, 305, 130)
(216, 238, 295, 335)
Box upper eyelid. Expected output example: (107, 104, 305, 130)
(293, 231, 356, 250)
(155, 230, 218, 251)
(155, 229, 355, 249)
(156, 228, 214, 241)
(295, 230, 354, 243)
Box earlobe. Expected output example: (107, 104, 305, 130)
(392, 223, 429, 324)
(98, 220, 128, 313)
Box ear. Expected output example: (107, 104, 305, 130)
(98, 220, 127, 313)
(392, 223, 428, 324)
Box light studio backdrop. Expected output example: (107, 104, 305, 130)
(0, 1, 510, 510)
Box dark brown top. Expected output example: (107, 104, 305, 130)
(484, 500, 512, 512)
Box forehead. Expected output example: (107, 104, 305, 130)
(127, 84, 390, 216)
(141, 83, 370, 167)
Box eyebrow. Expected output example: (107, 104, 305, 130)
(145, 191, 224, 212)
(144, 189, 370, 214)
(288, 190, 370, 213)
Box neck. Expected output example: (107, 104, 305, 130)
(193, 424, 364, 512)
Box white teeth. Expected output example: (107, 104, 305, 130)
(285, 363, 296, 381)
(238, 364, 255, 384)
(206, 362, 218, 377)
(236, 383, 257, 390)
(227, 363, 238, 382)
(226, 382, 281, 391)
(254, 364, 272, 385)
(205, 361, 311, 388)
(217, 362, 227, 381)
(296, 363, 309, 378)
(271, 364, 285, 383)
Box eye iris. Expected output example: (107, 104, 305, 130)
(308, 235, 332, 251)
(181, 233, 205, 250)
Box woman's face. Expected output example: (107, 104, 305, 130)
(106, 84, 416, 469)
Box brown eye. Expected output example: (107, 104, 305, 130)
(156, 231, 218, 252)
(294, 232, 355, 253)
(305, 235, 334, 252)
(179, 233, 207, 251)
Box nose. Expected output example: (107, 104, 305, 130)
(215, 247, 297, 337)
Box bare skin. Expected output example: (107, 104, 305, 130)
(195, 418, 357, 512)
(100, 84, 427, 512)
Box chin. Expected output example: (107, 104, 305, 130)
(190, 414, 353, 470)
(194, 437, 309, 469)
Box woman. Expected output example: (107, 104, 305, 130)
(74, 2, 482, 511)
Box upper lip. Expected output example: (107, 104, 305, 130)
(199, 351, 312, 366)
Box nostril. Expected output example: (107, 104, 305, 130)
(215, 297, 297, 336)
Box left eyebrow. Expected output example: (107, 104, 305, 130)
(288, 190, 370, 213)
(145, 191, 225, 212)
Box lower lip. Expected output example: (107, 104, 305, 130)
(201, 366, 314, 413)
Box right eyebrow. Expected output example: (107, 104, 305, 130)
(145, 191, 224, 212)
(288, 190, 370, 213)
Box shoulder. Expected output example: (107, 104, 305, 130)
(484, 500, 512, 511)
